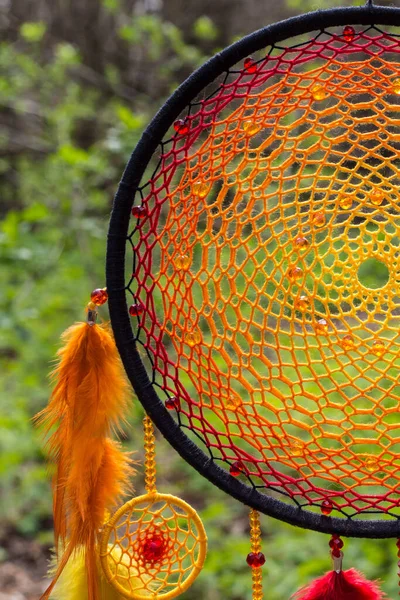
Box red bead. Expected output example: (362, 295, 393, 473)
(90, 288, 108, 306)
(332, 547, 342, 558)
(246, 552, 266, 568)
(141, 534, 166, 564)
(343, 26, 355, 42)
(396, 539, 400, 549)
(129, 302, 144, 317)
(329, 538, 344, 550)
(244, 57, 257, 74)
(131, 205, 147, 219)
(321, 499, 333, 515)
(165, 396, 179, 410)
(229, 461, 245, 476)
(173, 118, 189, 135)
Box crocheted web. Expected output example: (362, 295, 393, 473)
(127, 26, 400, 519)
(100, 494, 206, 599)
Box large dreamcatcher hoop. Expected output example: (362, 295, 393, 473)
(107, 2, 400, 541)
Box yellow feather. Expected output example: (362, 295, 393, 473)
(36, 322, 136, 600)
(48, 546, 141, 600)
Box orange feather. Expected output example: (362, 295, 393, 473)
(35, 321, 135, 600)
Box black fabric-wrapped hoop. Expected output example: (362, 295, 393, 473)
(107, 3, 400, 539)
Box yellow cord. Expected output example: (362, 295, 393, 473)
(250, 509, 263, 600)
(143, 415, 157, 494)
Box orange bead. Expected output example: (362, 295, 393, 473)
(372, 340, 385, 357)
(311, 212, 326, 228)
(90, 288, 108, 306)
(174, 255, 191, 270)
(192, 181, 209, 198)
(185, 329, 202, 347)
(242, 120, 261, 135)
(311, 85, 328, 101)
(339, 196, 352, 210)
(294, 236, 309, 250)
(289, 439, 304, 457)
(370, 190, 384, 206)
(315, 318, 328, 335)
(393, 78, 400, 95)
(340, 334, 356, 351)
(288, 266, 303, 281)
(294, 295, 310, 311)
(364, 456, 379, 473)
(226, 395, 242, 409)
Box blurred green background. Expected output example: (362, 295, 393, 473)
(0, 0, 399, 598)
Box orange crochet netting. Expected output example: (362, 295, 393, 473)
(127, 26, 400, 518)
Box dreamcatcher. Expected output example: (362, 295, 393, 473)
(37, 1, 400, 598)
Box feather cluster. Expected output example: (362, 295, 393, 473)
(47, 546, 140, 600)
(292, 568, 385, 600)
(36, 322, 135, 600)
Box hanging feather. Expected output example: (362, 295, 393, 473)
(292, 536, 385, 600)
(36, 318, 136, 600)
(48, 546, 142, 600)
(292, 568, 385, 600)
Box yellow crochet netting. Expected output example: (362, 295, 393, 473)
(100, 494, 207, 600)
(129, 28, 400, 517)
(100, 419, 207, 599)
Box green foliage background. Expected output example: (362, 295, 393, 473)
(0, 0, 398, 597)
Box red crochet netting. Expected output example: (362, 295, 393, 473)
(126, 26, 400, 518)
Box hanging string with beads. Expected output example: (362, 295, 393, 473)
(247, 509, 265, 600)
(293, 534, 385, 599)
(143, 415, 157, 495)
(329, 534, 344, 567)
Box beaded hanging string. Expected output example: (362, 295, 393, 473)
(293, 534, 384, 599)
(247, 509, 265, 600)
(329, 534, 344, 570)
(143, 415, 157, 495)
(99, 416, 207, 599)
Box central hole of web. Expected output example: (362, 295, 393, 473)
(357, 257, 389, 289)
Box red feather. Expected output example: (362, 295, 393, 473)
(292, 568, 385, 600)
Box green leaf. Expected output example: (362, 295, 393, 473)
(22, 203, 49, 223)
(102, 0, 120, 12)
(116, 105, 145, 130)
(1, 211, 19, 243)
(193, 16, 218, 42)
(58, 144, 90, 165)
(118, 25, 139, 43)
(20, 22, 47, 43)
(55, 43, 80, 65)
